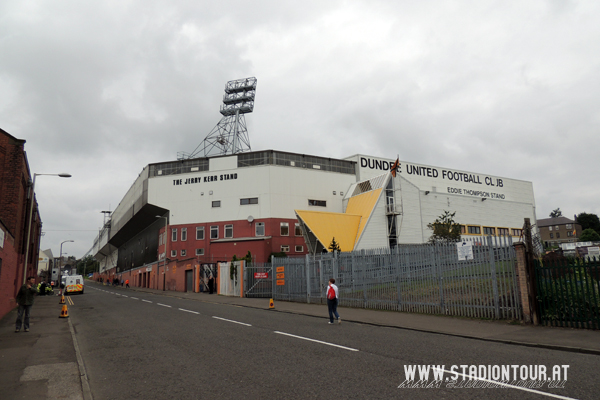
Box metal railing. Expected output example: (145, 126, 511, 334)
(535, 257, 600, 329)
(260, 236, 521, 320)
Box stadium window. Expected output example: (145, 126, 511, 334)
(225, 224, 233, 238)
(460, 225, 466, 234)
(212, 200, 221, 208)
(171, 250, 177, 257)
(255, 222, 265, 236)
(308, 199, 326, 207)
(181, 228, 187, 241)
(281, 245, 290, 253)
(280, 222, 289, 236)
(483, 227, 495, 235)
(181, 249, 186, 257)
(196, 226, 204, 240)
(512, 229, 522, 236)
(172, 228, 177, 242)
(295, 223, 302, 236)
(210, 226, 218, 239)
(195, 248, 204, 256)
(467, 226, 481, 234)
(295, 245, 304, 252)
(240, 197, 258, 205)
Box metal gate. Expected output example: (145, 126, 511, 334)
(244, 262, 273, 298)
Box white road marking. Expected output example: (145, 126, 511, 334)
(130, 297, 139, 300)
(212, 316, 252, 326)
(121, 295, 128, 298)
(179, 308, 199, 314)
(157, 303, 172, 308)
(142, 299, 152, 303)
(437, 368, 577, 400)
(274, 331, 359, 352)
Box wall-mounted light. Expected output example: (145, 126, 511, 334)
(425, 191, 430, 195)
(482, 198, 487, 202)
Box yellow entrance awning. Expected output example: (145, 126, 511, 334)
(294, 210, 361, 252)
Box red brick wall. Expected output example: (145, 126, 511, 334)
(0, 224, 19, 319)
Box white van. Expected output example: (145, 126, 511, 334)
(63, 275, 85, 294)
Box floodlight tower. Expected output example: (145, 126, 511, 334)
(180, 77, 257, 159)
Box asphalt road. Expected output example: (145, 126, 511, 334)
(68, 285, 600, 399)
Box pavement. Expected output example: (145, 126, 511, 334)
(1, 281, 600, 399)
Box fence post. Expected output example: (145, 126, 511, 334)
(305, 254, 311, 304)
(271, 255, 275, 300)
(487, 236, 500, 319)
(523, 218, 540, 325)
(436, 244, 445, 314)
(514, 242, 534, 323)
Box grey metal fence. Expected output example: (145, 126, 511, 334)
(267, 236, 521, 320)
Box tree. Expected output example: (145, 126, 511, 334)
(427, 210, 462, 243)
(579, 228, 600, 242)
(576, 212, 600, 235)
(328, 237, 341, 253)
(549, 208, 562, 218)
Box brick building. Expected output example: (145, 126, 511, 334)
(537, 216, 581, 248)
(0, 128, 42, 319)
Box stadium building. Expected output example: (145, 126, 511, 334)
(90, 78, 537, 291)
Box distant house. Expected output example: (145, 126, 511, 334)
(537, 217, 581, 248)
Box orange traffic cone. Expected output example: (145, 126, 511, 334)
(59, 304, 69, 318)
(59, 294, 65, 304)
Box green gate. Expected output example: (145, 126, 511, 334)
(534, 258, 600, 329)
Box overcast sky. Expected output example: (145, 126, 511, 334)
(2, 1, 599, 258)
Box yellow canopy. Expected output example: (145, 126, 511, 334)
(294, 210, 361, 252)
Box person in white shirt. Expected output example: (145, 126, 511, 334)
(326, 278, 341, 324)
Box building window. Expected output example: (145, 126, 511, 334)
(196, 226, 204, 240)
(549, 226, 553, 231)
(212, 201, 221, 208)
(181, 249, 186, 257)
(512, 229, 522, 236)
(295, 223, 302, 236)
(497, 228, 509, 236)
(195, 248, 204, 255)
(181, 228, 187, 241)
(172, 228, 177, 242)
(281, 245, 290, 253)
(280, 222, 289, 236)
(308, 199, 326, 207)
(210, 226, 218, 239)
(171, 250, 177, 257)
(566, 224, 572, 229)
(225, 224, 233, 238)
(483, 227, 495, 235)
(567, 231, 573, 237)
(240, 197, 258, 205)
(550, 233, 554, 238)
(256, 222, 265, 236)
(467, 226, 481, 234)
(295, 245, 304, 252)
(556, 232, 560, 239)
(460, 225, 466, 234)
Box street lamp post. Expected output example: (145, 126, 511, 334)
(22, 173, 71, 285)
(155, 215, 168, 291)
(59, 240, 74, 286)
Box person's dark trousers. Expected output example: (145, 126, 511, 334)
(327, 298, 339, 323)
(15, 305, 32, 331)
